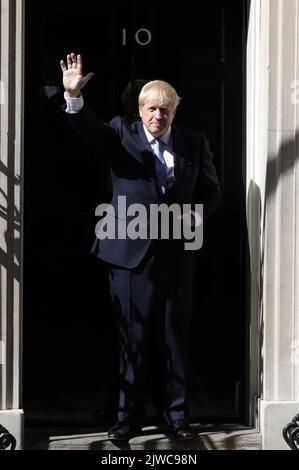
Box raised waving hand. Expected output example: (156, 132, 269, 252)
(60, 53, 94, 97)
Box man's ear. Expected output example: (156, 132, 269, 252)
(138, 106, 143, 117)
(172, 107, 177, 118)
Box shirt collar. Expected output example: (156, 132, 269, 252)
(143, 124, 172, 145)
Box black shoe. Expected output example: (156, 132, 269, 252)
(108, 422, 142, 441)
(166, 419, 197, 440)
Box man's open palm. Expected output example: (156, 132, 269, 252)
(60, 53, 93, 96)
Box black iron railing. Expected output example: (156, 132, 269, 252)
(282, 414, 299, 450)
(0, 424, 16, 450)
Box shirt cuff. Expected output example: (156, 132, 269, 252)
(190, 210, 202, 227)
(64, 91, 84, 114)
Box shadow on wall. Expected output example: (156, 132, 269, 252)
(0, 161, 21, 281)
(246, 131, 299, 426)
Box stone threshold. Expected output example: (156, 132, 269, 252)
(25, 423, 261, 450)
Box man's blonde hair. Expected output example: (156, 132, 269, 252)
(138, 80, 181, 110)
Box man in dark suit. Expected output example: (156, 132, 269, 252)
(60, 53, 221, 441)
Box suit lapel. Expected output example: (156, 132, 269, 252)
(135, 122, 156, 168)
(135, 121, 159, 195)
(136, 121, 153, 151)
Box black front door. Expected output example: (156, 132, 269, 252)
(24, 0, 246, 424)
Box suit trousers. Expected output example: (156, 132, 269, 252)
(107, 241, 195, 424)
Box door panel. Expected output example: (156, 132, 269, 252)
(24, 0, 245, 423)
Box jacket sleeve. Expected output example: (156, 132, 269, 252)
(62, 102, 122, 159)
(194, 134, 221, 223)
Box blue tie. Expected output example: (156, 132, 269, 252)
(154, 139, 167, 195)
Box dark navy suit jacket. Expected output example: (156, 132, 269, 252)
(67, 104, 221, 268)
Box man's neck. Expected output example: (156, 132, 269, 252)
(143, 125, 172, 144)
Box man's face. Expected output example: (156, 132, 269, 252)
(139, 97, 176, 137)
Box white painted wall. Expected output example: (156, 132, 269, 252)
(0, 0, 24, 449)
(247, 0, 299, 449)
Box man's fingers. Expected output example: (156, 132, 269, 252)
(178, 213, 195, 227)
(80, 72, 94, 88)
(85, 72, 94, 81)
(77, 54, 82, 73)
(67, 54, 72, 69)
(71, 52, 77, 69)
(63, 52, 83, 72)
(60, 60, 67, 72)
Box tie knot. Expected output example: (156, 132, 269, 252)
(154, 139, 164, 153)
(154, 138, 165, 159)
